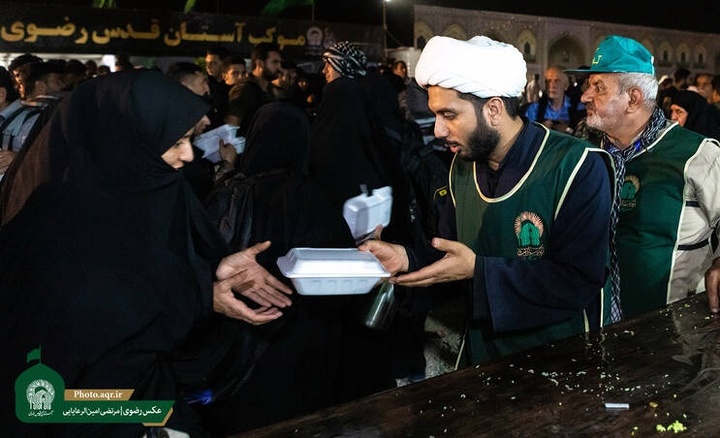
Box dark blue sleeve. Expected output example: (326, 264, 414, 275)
(475, 151, 612, 332)
(406, 190, 454, 271)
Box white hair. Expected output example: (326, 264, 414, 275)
(618, 73, 658, 110)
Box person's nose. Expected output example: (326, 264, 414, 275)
(199, 115, 210, 130)
(434, 119, 448, 139)
(580, 88, 592, 104)
(180, 142, 194, 163)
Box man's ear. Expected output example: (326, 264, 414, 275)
(627, 87, 643, 110)
(485, 97, 504, 125)
(0, 87, 6, 103)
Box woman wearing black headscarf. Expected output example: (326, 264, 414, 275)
(309, 42, 390, 212)
(670, 89, 720, 139)
(237, 100, 356, 265)
(309, 41, 420, 403)
(201, 101, 358, 434)
(0, 70, 292, 437)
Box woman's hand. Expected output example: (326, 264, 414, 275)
(214, 241, 293, 324)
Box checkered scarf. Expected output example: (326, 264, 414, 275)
(601, 106, 669, 153)
(323, 41, 367, 79)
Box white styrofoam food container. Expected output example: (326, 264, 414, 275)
(276, 248, 391, 295)
(193, 124, 246, 163)
(343, 186, 393, 240)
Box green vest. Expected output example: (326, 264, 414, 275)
(451, 131, 612, 364)
(617, 126, 704, 318)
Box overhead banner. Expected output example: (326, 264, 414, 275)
(0, 2, 384, 60)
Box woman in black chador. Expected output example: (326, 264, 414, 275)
(0, 69, 292, 437)
(201, 101, 360, 434)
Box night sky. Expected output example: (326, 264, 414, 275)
(200, 0, 720, 49)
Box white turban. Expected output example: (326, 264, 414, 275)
(415, 35, 527, 98)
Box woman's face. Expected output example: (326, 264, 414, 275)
(670, 104, 689, 126)
(161, 127, 194, 168)
(193, 115, 210, 136)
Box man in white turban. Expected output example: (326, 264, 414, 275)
(361, 35, 616, 366)
(415, 35, 527, 99)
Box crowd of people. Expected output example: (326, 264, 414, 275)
(2, 33, 720, 437)
(522, 60, 720, 144)
(0, 42, 443, 437)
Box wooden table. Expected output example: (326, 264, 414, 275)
(231, 293, 720, 437)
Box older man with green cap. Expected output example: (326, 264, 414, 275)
(360, 35, 615, 366)
(576, 35, 720, 319)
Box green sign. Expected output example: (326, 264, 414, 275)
(16, 348, 174, 425)
(0, 2, 383, 60)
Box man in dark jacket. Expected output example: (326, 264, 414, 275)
(225, 42, 283, 136)
(361, 35, 614, 366)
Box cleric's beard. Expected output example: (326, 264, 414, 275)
(460, 113, 500, 162)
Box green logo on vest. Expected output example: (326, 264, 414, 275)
(15, 347, 174, 425)
(620, 175, 639, 211)
(514, 211, 545, 259)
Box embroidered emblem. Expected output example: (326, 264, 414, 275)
(514, 211, 545, 259)
(620, 175, 639, 211)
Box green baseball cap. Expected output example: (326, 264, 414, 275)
(567, 35, 655, 75)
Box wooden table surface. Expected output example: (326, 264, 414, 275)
(230, 293, 720, 437)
